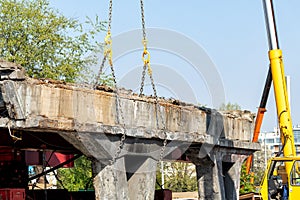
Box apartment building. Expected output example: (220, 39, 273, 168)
(259, 126, 300, 155)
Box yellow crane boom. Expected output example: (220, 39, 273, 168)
(260, 0, 300, 199)
(262, 0, 296, 161)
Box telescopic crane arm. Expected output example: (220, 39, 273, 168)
(260, 0, 297, 199)
(262, 0, 296, 159)
(246, 0, 296, 175)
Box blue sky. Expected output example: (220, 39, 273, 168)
(49, 0, 300, 132)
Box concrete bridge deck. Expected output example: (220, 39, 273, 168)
(0, 61, 260, 200)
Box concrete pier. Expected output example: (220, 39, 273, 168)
(0, 61, 260, 200)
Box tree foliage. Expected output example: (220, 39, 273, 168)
(219, 102, 241, 111)
(240, 163, 256, 195)
(0, 0, 105, 82)
(0, 0, 115, 191)
(156, 162, 197, 192)
(240, 146, 273, 194)
(57, 156, 93, 191)
(251, 145, 273, 186)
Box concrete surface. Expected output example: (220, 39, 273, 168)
(0, 61, 261, 200)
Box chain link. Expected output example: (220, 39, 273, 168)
(94, 0, 126, 166)
(109, 64, 127, 165)
(93, 55, 107, 88)
(108, 0, 113, 32)
(139, 64, 147, 96)
(107, 47, 127, 166)
(150, 74, 168, 162)
(140, 0, 146, 41)
(93, 31, 112, 87)
(95, 0, 168, 166)
(94, 0, 112, 88)
(139, 0, 168, 163)
(139, 0, 151, 96)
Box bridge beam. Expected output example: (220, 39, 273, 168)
(0, 62, 261, 200)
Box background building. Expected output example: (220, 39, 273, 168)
(259, 126, 300, 155)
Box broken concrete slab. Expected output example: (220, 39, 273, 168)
(0, 60, 26, 80)
(0, 63, 261, 200)
(0, 78, 257, 146)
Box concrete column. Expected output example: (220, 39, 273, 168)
(195, 156, 224, 200)
(92, 157, 128, 200)
(222, 155, 246, 199)
(125, 156, 158, 200)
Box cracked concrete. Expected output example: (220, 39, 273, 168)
(0, 61, 261, 200)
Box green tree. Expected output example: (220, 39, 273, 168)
(240, 163, 256, 195)
(219, 102, 241, 111)
(0, 0, 105, 82)
(156, 165, 163, 190)
(57, 156, 93, 191)
(0, 0, 108, 191)
(239, 146, 272, 194)
(251, 144, 273, 186)
(156, 162, 197, 192)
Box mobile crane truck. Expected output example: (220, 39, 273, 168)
(255, 0, 300, 199)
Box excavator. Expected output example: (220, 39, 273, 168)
(245, 0, 300, 199)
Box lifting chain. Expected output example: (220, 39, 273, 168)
(109, 66, 127, 166)
(94, 0, 127, 166)
(94, 0, 168, 166)
(139, 0, 152, 96)
(139, 0, 168, 163)
(94, 0, 113, 88)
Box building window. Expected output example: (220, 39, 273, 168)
(294, 130, 300, 143)
(266, 138, 275, 144)
(291, 161, 300, 186)
(275, 138, 280, 143)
